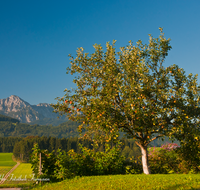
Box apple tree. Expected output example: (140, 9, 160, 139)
(52, 28, 200, 174)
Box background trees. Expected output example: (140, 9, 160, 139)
(52, 28, 200, 174)
(12, 136, 142, 163)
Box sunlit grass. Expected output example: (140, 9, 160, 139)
(8, 163, 33, 179)
(0, 166, 12, 176)
(148, 147, 161, 152)
(0, 153, 17, 177)
(30, 174, 200, 190)
(0, 153, 16, 166)
(0, 154, 33, 188)
(3, 163, 33, 185)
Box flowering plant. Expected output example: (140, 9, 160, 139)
(148, 143, 180, 174)
(160, 142, 180, 151)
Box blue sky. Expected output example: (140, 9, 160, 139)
(0, 0, 200, 105)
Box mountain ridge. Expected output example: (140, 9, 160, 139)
(0, 95, 66, 124)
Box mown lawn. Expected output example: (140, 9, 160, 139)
(30, 174, 200, 190)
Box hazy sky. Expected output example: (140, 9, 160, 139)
(0, 0, 200, 105)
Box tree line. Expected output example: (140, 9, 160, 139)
(0, 137, 23, 152)
(12, 136, 142, 162)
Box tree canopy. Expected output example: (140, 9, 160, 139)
(52, 28, 200, 174)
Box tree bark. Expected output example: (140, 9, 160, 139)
(140, 145, 151, 174)
(135, 141, 151, 174)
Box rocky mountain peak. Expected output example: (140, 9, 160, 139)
(0, 95, 30, 113)
(36, 103, 50, 107)
(0, 95, 59, 123)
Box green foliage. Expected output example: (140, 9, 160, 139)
(148, 143, 179, 174)
(148, 142, 200, 174)
(0, 137, 22, 152)
(30, 144, 41, 179)
(30, 144, 57, 182)
(40, 150, 57, 182)
(125, 163, 143, 174)
(174, 132, 200, 173)
(30, 142, 126, 182)
(12, 135, 142, 163)
(54, 149, 76, 180)
(13, 136, 92, 162)
(88, 142, 125, 175)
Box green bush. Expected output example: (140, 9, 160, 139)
(148, 142, 200, 174)
(30, 144, 58, 182)
(54, 149, 79, 180)
(148, 143, 180, 174)
(30, 141, 127, 182)
(125, 162, 143, 174)
(174, 141, 200, 174)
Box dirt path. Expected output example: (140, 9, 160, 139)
(0, 162, 20, 185)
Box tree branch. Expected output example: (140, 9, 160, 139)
(147, 134, 164, 145)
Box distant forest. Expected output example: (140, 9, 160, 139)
(0, 136, 141, 163)
(0, 114, 180, 163)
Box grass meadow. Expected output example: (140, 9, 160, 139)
(0, 166, 12, 177)
(0, 153, 33, 188)
(6, 163, 33, 182)
(2, 163, 33, 188)
(0, 153, 17, 166)
(0, 153, 16, 177)
(29, 174, 200, 190)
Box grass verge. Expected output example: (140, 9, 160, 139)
(28, 174, 200, 190)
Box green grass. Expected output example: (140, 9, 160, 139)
(29, 174, 200, 190)
(0, 153, 17, 177)
(0, 166, 13, 176)
(148, 147, 161, 153)
(9, 163, 33, 179)
(0, 153, 17, 166)
(3, 163, 33, 185)
(0, 153, 33, 188)
(1, 163, 34, 188)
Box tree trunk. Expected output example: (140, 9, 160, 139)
(140, 145, 151, 174)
